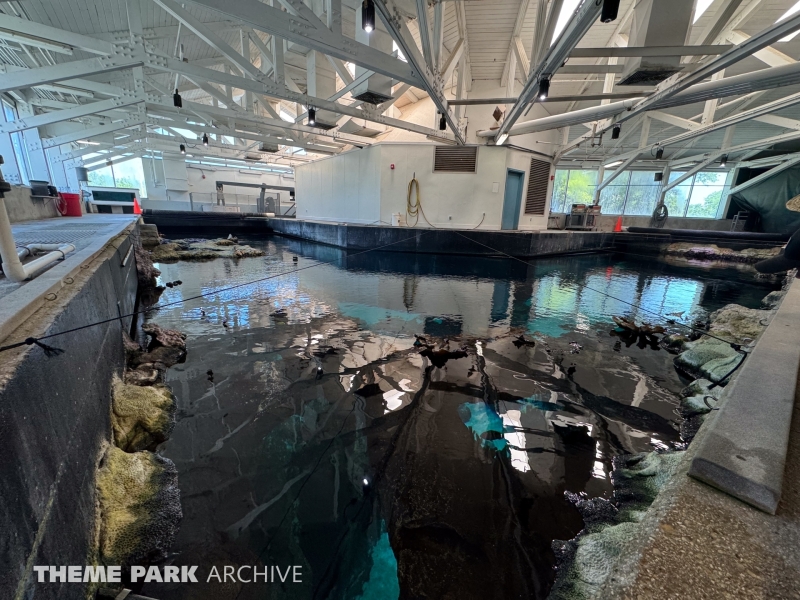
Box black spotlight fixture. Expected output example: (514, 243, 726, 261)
(179, 144, 186, 155)
(307, 107, 316, 127)
(439, 112, 447, 130)
(202, 133, 209, 146)
(720, 153, 728, 168)
(655, 146, 664, 160)
(173, 88, 182, 108)
(600, 0, 621, 23)
(361, 0, 375, 33)
(538, 77, 550, 101)
(611, 123, 621, 139)
(654, 172, 663, 182)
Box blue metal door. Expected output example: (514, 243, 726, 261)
(501, 170, 524, 230)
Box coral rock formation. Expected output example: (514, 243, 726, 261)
(96, 446, 182, 568)
(111, 379, 176, 452)
(150, 238, 264, 262)
(665, 243, 780, 264)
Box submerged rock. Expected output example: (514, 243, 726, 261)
(665, 242, 780, 263)
(762, 289, 785, 309)
(111, 379, 176, 452)
(707, 304, 770, 344)
(96, 446, 181, 568)
(150, 238, 264, 262)
(550, 452, 684, 600)
(674, 337, 743, 383)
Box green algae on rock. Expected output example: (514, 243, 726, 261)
(111, 379, 176, 452)
(96, 446, 182, 568)
(549, 452, 684, 600)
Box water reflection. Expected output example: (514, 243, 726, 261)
(141, 237, 777, 600)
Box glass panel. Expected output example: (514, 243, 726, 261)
(602, 170, 631, 185)
(629, 171, 659, 186)
(664, 185, 691, 217)
(9, 132, 30, 185)
(112, 158, 148, 197)
(88, 166, 115, 187)
(686, 185, 724, 217)
(693, 171, 726, 186)
(551, 170, 569, 212)
(598, 186, 627, 214)
(623, 185, 659, 215)
(2, 99, 16, 122)
(564, 170, 597, 207)
(668, 171, 693, 185)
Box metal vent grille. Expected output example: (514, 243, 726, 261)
(433, 146, 478, 173)
(525, 158, 550, 215)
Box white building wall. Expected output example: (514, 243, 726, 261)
(295, 142, 553, 231)
(295, 145, 381, 223)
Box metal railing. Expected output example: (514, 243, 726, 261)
(187, 192, 295, 216)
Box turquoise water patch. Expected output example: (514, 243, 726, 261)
(458, 402, 508, 452)
(338, 302, 423, 327)
(356, 528, 400, 600)
(518, 394, 562, 413)
(527, 316, 571, 338)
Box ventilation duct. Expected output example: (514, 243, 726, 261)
(433, 146, 477, 172)
(617, 0, 695, 86)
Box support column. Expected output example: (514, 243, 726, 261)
(306, 50, 339, 128)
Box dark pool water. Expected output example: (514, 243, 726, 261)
(141, 237, 778, 600)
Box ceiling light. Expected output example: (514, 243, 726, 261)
(77, 140, 100, 145)
(362, 0, 375, 33)
(720, 154, 728, 168)
(496, 133, 509, 146)
(777, 1, 800, 41)
(552, 0, 581, 44)
(600, 0, 620, 23)
(180, 144, 185, 154)
(202, 133, 208, 146)
(693, 0, 714, 23)
(655, 147, 664, 159)
(538, 77, 550, 101)
(307, 108, 316, 127)
(604, 160, 622, 168)
(439, 113, 447, 130)
(611, 123, 621, 139)
(173, 88, 182, 108)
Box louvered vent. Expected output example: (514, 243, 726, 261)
(525, 158, 550, 215)
(433, 146, 478, 173)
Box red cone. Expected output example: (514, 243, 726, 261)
(133, 197, 142, 214)
(613, 216, 623, 232)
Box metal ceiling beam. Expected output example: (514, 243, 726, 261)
(568, 44, 732, 58)
(727, 155, 800, 195)
(37, 117, 146, 149)
(374, 0, 464, 143)
(458, 92, 645, 106)
(617, 12, 800, 126)
(185, 0, 424, 87)
(492, 0, 604, 142)
(0, 13, 115, 55)
(144, 50, 455, 141)
(0, 97, 143, 135)
(0, 54, 142, 94)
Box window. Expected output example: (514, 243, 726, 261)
(87, 157, 148, 197)
(550, 169, 597, 212)
(551, 168, 729, 218)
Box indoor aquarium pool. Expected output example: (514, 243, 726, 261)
(139, 236, 779, 600)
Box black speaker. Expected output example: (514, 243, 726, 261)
(600, 0, 620, 23)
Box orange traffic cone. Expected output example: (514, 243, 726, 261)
(133, 197, 142, 214)
(613, 216, 623, 232)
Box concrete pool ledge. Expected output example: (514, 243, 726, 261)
(688, 276, 800, 514)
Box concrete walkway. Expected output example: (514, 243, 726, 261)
(0, 214, 138, 344)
